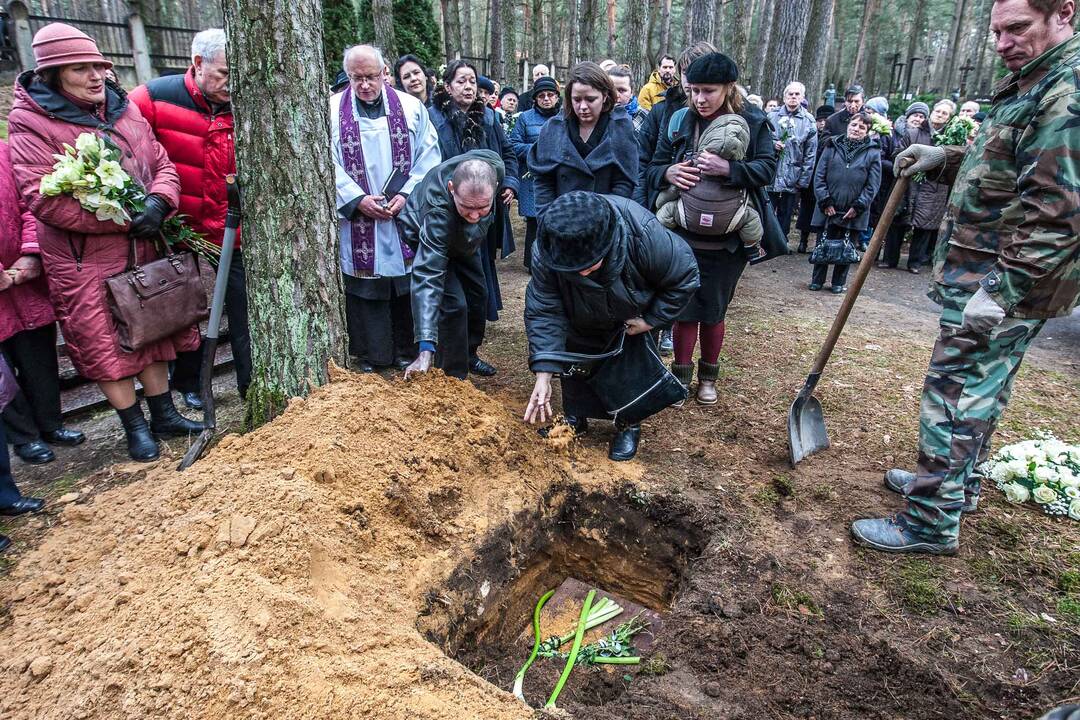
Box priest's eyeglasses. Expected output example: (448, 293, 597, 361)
(349, 74, 383, 87)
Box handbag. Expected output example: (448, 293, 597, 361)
(808, 223, 861, 266)
(103, 235, 209, 352)
(531, 330, 687, 425)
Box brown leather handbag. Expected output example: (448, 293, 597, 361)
(103, 235, 209, 352)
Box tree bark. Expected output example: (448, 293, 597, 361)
(449, 0, 465, 57)
(940, 0, 970, 93)
(502, 0, 517, 84)
(461, 0, 474, 56)
(848, 0, 878, 87)
(799, 0, 833, 104)
(490, 0, 503, 81)
(607, 0, 617, 58)
(659, 0, 673, 56)
(750, 0, 777, 91)
(761, 0, 811, 99)
(439, 0, 456, 58)
(688, 0, 717, 45)
(624, 0, 650, 91)
(372, 0, 397, 61)
(904, 0, 927, 96)
(567, 0, 580, 65)
(647, 0, 662, 59)
(971, 0, 994, 95)
(222, 0, 347, 425)
(731, 0, 756, 69)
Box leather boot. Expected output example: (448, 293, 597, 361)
(670, 363, 693, 408)
(116, 403, 159, 462)
(609, 423, 641, 462)
(696, 360, 719, 405)
(146, 391, 205, 439)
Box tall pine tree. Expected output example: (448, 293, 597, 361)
(358, 0, 442, 68)
(322, 0, 361, 77)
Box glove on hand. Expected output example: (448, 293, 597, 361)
(894, 145, 947, 178)
(129, 194, 170, 239)
(961, 287, 1007, 333)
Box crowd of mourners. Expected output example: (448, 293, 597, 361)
(1, 0, 1078, 563)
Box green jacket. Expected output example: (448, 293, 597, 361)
(931, 33, 1080, 319)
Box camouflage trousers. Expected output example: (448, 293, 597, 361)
(901, 291, 1045, 543)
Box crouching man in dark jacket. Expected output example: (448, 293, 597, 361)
(523, 191, 699, 461)
(399, 150, 505, 380)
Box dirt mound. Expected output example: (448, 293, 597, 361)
(0, 369, 637, 719)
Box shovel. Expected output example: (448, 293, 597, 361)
(788, 173, 910, 466)
(178, 174, 241, 471)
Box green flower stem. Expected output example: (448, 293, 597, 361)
(545, 589, 595, 709)
(511, 589, 555, 701)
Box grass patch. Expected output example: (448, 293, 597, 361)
(753, 485, 780, 506)
(810, 483, 836, 502)
(639, 653, 671, 676)
(1059, 568, 1080, 594)
(772, 474, 795, 498)
(1057, 596, 1080, 624)
(770, 582, 822, 618)
(891, 559, 947, 615)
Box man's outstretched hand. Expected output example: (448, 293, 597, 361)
(524, 372, 554, 424)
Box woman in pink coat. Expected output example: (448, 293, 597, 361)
(7, 23, 203, 461)
(0, 140, 85, 466)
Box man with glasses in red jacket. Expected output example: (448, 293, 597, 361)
(130, 28, 250, 407)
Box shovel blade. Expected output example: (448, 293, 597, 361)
(177, 429, 214, 471)
(788, 392, 829, 466)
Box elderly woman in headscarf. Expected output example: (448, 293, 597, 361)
(6, 23, 203, 462)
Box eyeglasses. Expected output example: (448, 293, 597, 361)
(349, 74, 383, 87)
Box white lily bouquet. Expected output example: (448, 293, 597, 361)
(39, 132, 218, 261)
(987, 432, 1080, 520)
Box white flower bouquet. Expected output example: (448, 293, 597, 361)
(987, 432, 1080, 520)
(39, 132, 218, 261)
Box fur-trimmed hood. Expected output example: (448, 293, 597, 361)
(430, 85, 490, 152)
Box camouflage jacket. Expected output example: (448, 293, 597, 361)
(930, 33, 1080, 319)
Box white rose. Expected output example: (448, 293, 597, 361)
(1032, 485, 1058, 504)
(1070, 498, 1080, 521)
(1058, 470, 1080, 489)
(1065, 486, 1080, 500)
(1006, 458, 1029, 480)
(1003, 483, 1030, 504)
(1034, 466, 1055, 483)
(989, 462, 1012, 484)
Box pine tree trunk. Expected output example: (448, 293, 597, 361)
(440, 0, 456, 58)
(221, 0, 347, 425)
(750, 0, 777, 91)
(799, 0, 833, 104)
(490, 0, 503, 80)
(567, 0, 580, 65)
(688, 0, 717, 45)
(731, 0, 755, 69)
(461, 0, 474, 56)
(971, 0, 994, 94)
(607, 0, 617, 58)
(659, 0, 673, 55)
(372, 0, 397, 61)
(624, 0, 650, 92)
(940, 0, 970, 93)
(450, 0, 465, 57)
(647, 0, 662, 59)
(905, 0, 927, 95)
(502, 0, 517, 84)
(761, 0, 811, 99)
(848, 0, 878, 86)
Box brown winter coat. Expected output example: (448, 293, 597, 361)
(7, 72, 198, 382)
(901, 125, 951, 230)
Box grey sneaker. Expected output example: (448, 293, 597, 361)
(883, 468, 979, 513)
(850, 515, 958, 555)
(659, 329, 674, 356)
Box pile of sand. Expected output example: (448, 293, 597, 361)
(0, 370, 633, 719)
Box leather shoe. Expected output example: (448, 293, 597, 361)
(182, 391, 204, 411)
(831, 285, 846, 294)
(539, 415, 588, 438)
(808, 283, 823, 291)
(0, 535, 10, 553)
(609, 424, 641, 462)
(41, 428, 85, 446)
(0, 497, 46, 517)
(850, 515, 957, 555)
(469, 357, 497, 376)
(877, 262, 896, 269)
(14, 440, 54, 465)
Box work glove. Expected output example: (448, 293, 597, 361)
(129, 194, 170, 239)
(893, 144, 946, 178)
(961, 287, 1007, 333)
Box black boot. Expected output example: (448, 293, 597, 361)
(116, 403, 159, 462)
(609, 423, 641, 461)
(146, 391, 205, 439)
(797, 232, 809, 253)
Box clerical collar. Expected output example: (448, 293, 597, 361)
(354, 92, 385, 120)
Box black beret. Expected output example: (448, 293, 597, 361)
(478, 75, 496, 93)
(532, 76, 558, 95)
(539, 192, 616, 273)
(686, 52, 738, 84)
(499, 86, 518, 99)
(815, 105, 834, 120)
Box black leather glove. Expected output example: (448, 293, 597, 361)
(129, 194, 170, 239)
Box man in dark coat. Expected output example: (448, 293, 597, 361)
(523, 192, 699, 461)
(399, 151, 505, 381)
(822, 85, 864, 140)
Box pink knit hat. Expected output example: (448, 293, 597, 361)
(31, 22, 113, 71)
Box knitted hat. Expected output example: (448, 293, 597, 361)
(865, 96, 889, 115)
(686, 52, 738, 84)
(905, 101, 930, 118)
(32, 23, 112, 71)
(539, 192, 616, 273)
(532, 76, 558, 95)
(815, 105, 834, 121)
(477, 75, 496, 93)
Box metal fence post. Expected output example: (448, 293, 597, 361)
(7, 1, 36, 72)
(127, 9, 154, 83)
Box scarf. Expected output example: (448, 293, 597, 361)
(535, 100, 561, 118)
(832, 135, 871, 163)
(569, 112, 611, 159)
(623, 97, 640, 118)
(338, 85, 413, 276)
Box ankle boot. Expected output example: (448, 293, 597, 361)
(696, 360, 719, 405)
(797, 235, 809, 253)
(609, 423, 641, 461)
(116, 403, 159, 462)
(146, 391, 205, 439)
(670, 362, 694, 407)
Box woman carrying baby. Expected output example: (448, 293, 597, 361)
(646, 52, 778, 405)
(528, 62, 638, 217)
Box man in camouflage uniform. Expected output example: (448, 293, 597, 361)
(851, 0, 1080, 555)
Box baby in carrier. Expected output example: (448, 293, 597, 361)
(655, 113, 766, 263)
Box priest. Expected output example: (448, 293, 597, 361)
(331, 44, 441, 371)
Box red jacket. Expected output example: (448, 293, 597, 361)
(7, 73, 197, 382)
(0, 140, 55, 343)
(129, 68, 237, 247)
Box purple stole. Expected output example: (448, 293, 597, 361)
(338, 86, 414, 276)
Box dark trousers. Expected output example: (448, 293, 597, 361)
(1, 324, 62, 445)
(769, 191, 798, 238)
(881, 223, 911, 267)
(346, 291, 414, 367)
(0, 423, 22, 506)
(437, 253, 487, 380)
(523, 217, 538, 269)
(910, 228, 938, 268)
(171, 249, 252, 398)
(811, 263, 851, 289)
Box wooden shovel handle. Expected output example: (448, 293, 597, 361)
(809, 173, 911, 376)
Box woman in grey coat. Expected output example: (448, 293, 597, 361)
(810, 113, 881, 292)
